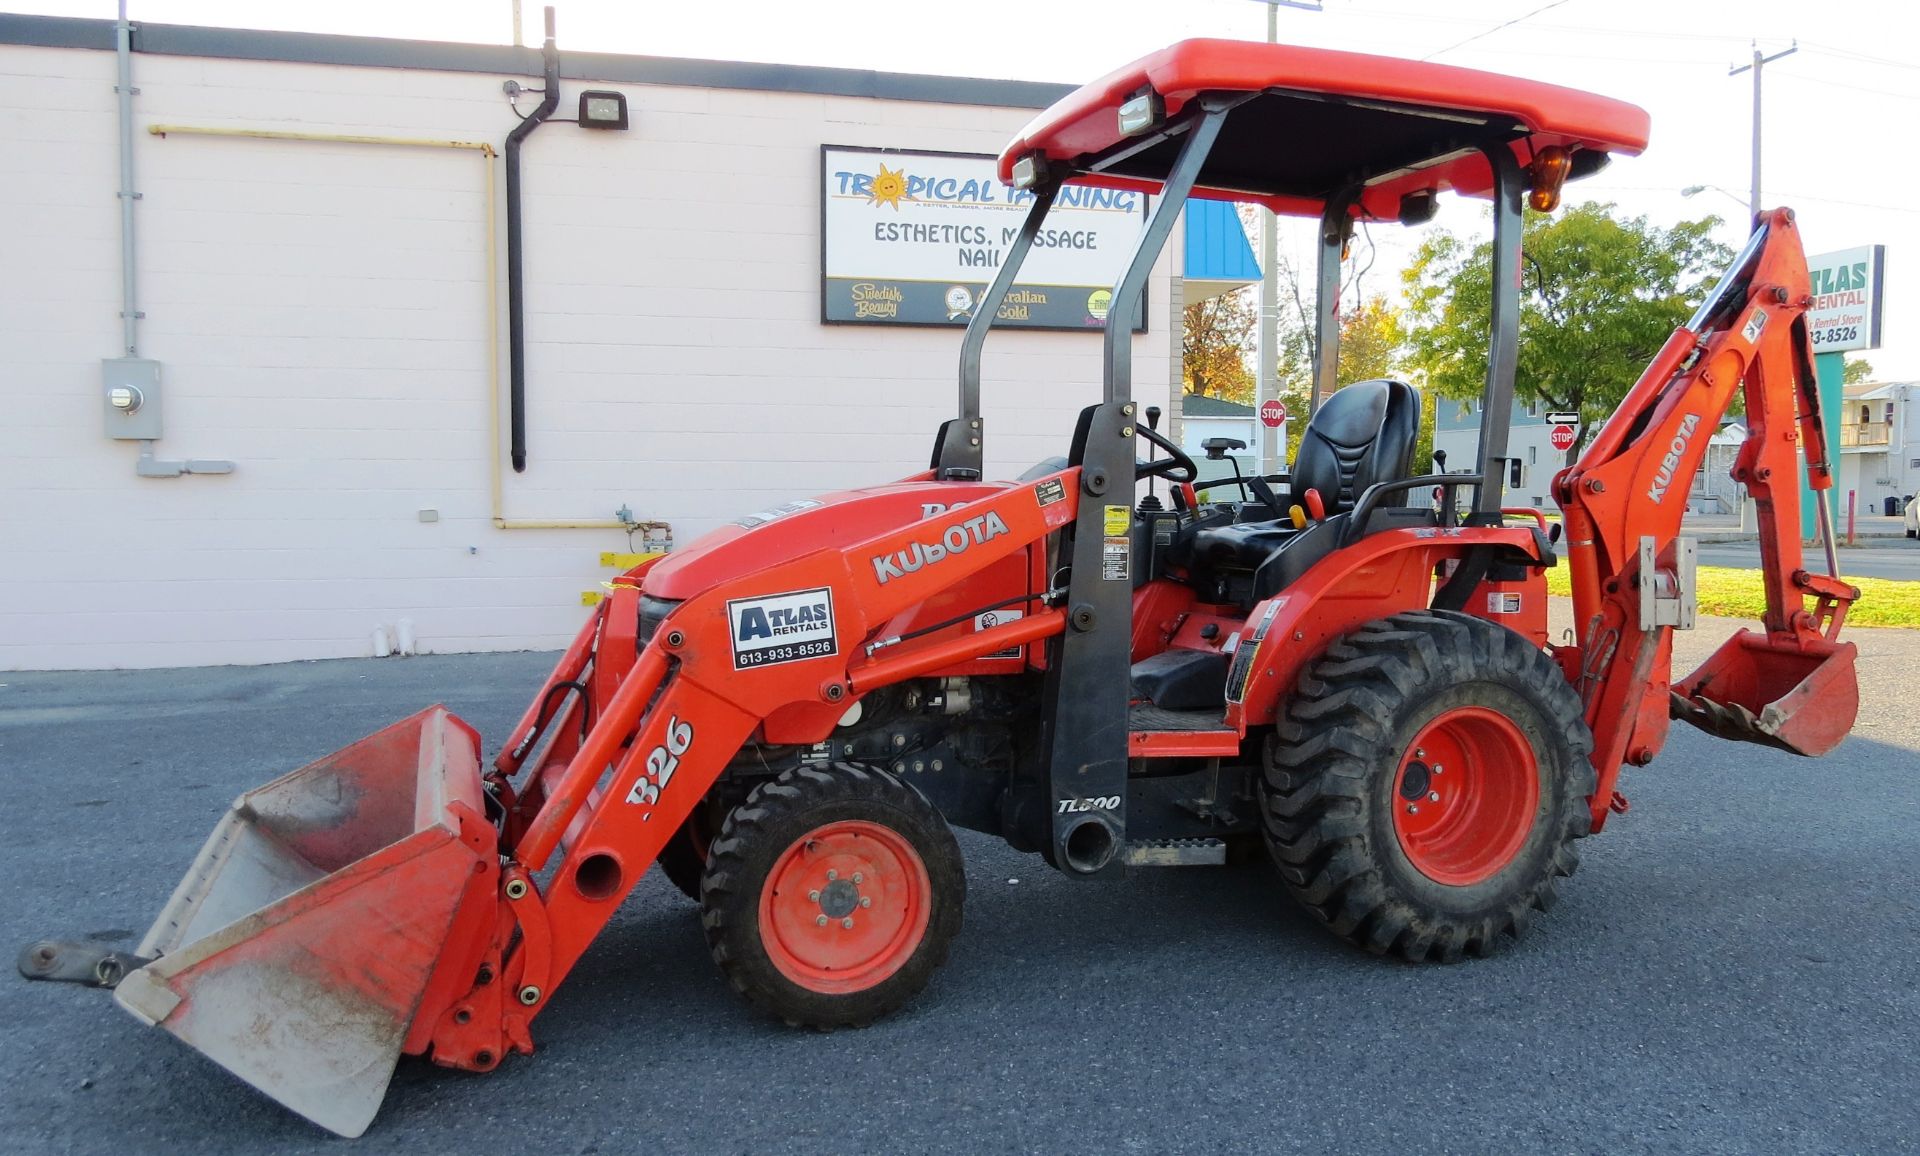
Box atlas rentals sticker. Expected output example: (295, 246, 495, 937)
(728, 587, 838, 670)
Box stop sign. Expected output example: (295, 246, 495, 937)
(1549, 423, 1577, 452)
(1260, 399, 1287, 428)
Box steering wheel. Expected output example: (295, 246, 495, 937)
(1134, 422, 1198, 484)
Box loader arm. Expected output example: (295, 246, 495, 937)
(411, 469, 1082, 1073)
(1554, 208, 1860, 830)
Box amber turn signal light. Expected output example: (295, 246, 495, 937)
(1528, 146, 1572, 212)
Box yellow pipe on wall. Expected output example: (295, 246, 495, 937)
(148, 125, 495, 152)
(146, 124, 668, 538)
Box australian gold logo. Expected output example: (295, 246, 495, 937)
(996, 288, 1048, 322)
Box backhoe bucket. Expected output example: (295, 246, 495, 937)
(1671, 630, 1859, 757)
(111, 707, 495, 1138)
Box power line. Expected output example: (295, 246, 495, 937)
(1365, 6, 1753, 46)
(1781, 72, 1920, 103)
(1766, 192, 1920, 216)
(1419, 0, 1576, 60)
(1600, 183, 1920, 217)
(1800, 41, 1920, 73)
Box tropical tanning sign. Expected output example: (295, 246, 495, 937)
(821, 145, 1149, 331)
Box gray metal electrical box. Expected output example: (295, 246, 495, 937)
(102, 357, 163, 440)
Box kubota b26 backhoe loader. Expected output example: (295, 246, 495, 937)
(23, 39, 1859, 1137)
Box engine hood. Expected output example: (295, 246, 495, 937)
(643, 478, 1013, 601)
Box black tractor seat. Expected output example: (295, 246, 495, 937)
(1188, 379, 1424, 599)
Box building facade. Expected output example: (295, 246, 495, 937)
(1837, 381, 1920, 515)
(1431, 395, 1560, 510)
(0, 16, 1181, 670)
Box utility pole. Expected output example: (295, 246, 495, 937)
(1730, 40, 1796, 223)
(1254, 1, 1280, 477)
(1251, 0, 1320, 476)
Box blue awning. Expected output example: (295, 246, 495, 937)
(1185, 200, 1259, 278)
(1183, 199, 1259, 303)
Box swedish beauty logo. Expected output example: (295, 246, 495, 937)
(727, 587, 838, 670)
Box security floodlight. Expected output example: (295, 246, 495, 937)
(578, 90, 629, 130)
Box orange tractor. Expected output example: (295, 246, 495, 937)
(22, 40, 1860, 1137)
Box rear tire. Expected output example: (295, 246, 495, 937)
(701, 763, 964, 1027)
(1262, 610, 1595, 962)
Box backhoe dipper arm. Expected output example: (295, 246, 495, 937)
(1553, 208, 1860, 830)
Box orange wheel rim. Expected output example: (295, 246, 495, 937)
(757, 819, 931, 994)
(1391, 706, 1540, 886)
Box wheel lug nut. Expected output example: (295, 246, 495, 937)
(1428, 791, 1440, 803)
(1415, 748, 1425, 758)
(860, 896, 872, 908)
(1406, 804, 1419, 815)
(815, 915, 828, 926)
(808, 889, 820, 902)
(852, 872, 863, 884)
(842, 917, 855, 929)
(826, 870, 837, 881)
(1433, 765, 1444, 774)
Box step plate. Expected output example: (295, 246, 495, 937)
(1128, 705, 1240, 758)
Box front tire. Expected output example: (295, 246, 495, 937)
(1262, 611, 1595, 962)
(701, 763, 964, 1027)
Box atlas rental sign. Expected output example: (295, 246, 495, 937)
(821, 145, 1148, 330)
(1806, 245, 1886, 354)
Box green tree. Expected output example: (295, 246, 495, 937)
(1182, 287, 1256, 403)
(1403, 203, 1733, 464)
(1843, 356, 1875, 386)
(1338, 294, 1405, 384)
(1273, 291, 1409, 463)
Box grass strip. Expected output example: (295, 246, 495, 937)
(1543, 564, 1920, 628)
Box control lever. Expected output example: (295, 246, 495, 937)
(1432, 448, 1453, 526)
(1139, 405, 1164, 513)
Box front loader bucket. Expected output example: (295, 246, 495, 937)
(1671, 630, 1859, 757)
(111, 707, 495, 1138)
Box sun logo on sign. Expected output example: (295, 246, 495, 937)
(868, 164, 909, 210)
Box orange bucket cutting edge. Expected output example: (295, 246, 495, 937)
(1671, 629, 1859, 757)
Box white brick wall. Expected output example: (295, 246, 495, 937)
(0, 43, 1175, 670)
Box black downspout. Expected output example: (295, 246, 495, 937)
(505, 7, 560, 473)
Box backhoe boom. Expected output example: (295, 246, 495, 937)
(1554, 208, 1860, 829)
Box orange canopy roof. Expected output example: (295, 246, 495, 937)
(997, 39, 1651, 220)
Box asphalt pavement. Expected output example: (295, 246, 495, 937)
(3, 611, 1917, 1154)
(1697, 538, 1920, 581)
